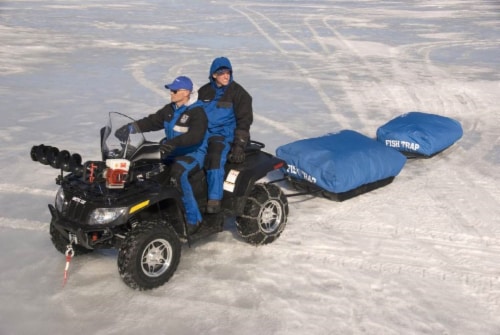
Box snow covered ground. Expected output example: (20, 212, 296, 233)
(1, 0, 499, 334)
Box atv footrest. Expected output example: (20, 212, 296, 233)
(189, 213, 224, 243)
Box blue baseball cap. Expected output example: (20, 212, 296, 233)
(164, 76, 193, 91)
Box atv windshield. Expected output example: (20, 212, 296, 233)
(101, 112, 146, 160)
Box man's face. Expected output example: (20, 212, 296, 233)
(212, 69, 231, 87)
(169, 89, 190, 106)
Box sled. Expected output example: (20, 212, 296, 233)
(275, 112, 463, 202)
(275, 130, 407, 202)
(377, 111, 463, 158)
(278, 175, 396, 202)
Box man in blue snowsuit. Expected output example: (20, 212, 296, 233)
(198, 57, 253, 213)
(115, 76, 207, 234)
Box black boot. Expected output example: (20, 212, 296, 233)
(186, 222, 200, 235)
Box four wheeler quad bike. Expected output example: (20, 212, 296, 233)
(30, 112, 289, 290)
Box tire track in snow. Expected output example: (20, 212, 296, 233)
(231, 5, 317, 55)
(286, 171, 500, 313)
(285, 193, 500, 308)
(318, 13, 491, 134)
(420, 166, 500, 239)
(318, 14, 407, 129)
(394, 39, 487, 114)
(0, 183, 52, 231)
(298, 246, 500, 310)
(295, 161, 500, 276)
(282, 229, 500, 314)
(0, 183, 54, 197)
(0, 217, 49, 232)
(296, 205, 500, 268)
(253, 114, 304, 140)
(320, 220, 500, 254)
(127, 58, 165, 98)
(230, 5, 355, 130)
(128, 58, 202, 99)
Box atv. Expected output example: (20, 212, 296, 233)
(30, 112, 289, 290)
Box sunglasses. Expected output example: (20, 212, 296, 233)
(170, 90, 178, 94)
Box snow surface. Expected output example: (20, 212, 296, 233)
(1, 0, 500, 334)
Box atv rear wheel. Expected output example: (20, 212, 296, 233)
(236, 183, 288, 245)
(117, 222, 181, 290)
(49, 222, 93, 256)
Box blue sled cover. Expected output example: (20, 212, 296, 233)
(376, 112, 463, 156)
(276, 130, 407, 193)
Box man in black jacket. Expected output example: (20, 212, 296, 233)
(198, 57, 253, 213)
(115, 76, 207, 234)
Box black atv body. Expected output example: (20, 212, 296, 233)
(31, 112, 288, 290)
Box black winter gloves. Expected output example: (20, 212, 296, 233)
(228, 144, 245, 163)
(115, 123, 139, 141)
(228, 129, 250, 164)
(159, 143, 176, 160)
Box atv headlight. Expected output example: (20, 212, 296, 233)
(55, 187, 65, 212)
(88, 207, 127, 225)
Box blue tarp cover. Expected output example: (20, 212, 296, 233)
(376, 112, 463, 156)
(276, 130, 407, 193)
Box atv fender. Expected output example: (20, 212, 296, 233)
(222, 151, 286, 215)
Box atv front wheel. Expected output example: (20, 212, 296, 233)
(117, 222, 181, 290)
(236, 183, 288, 245)
(49, 222, 93, 256)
